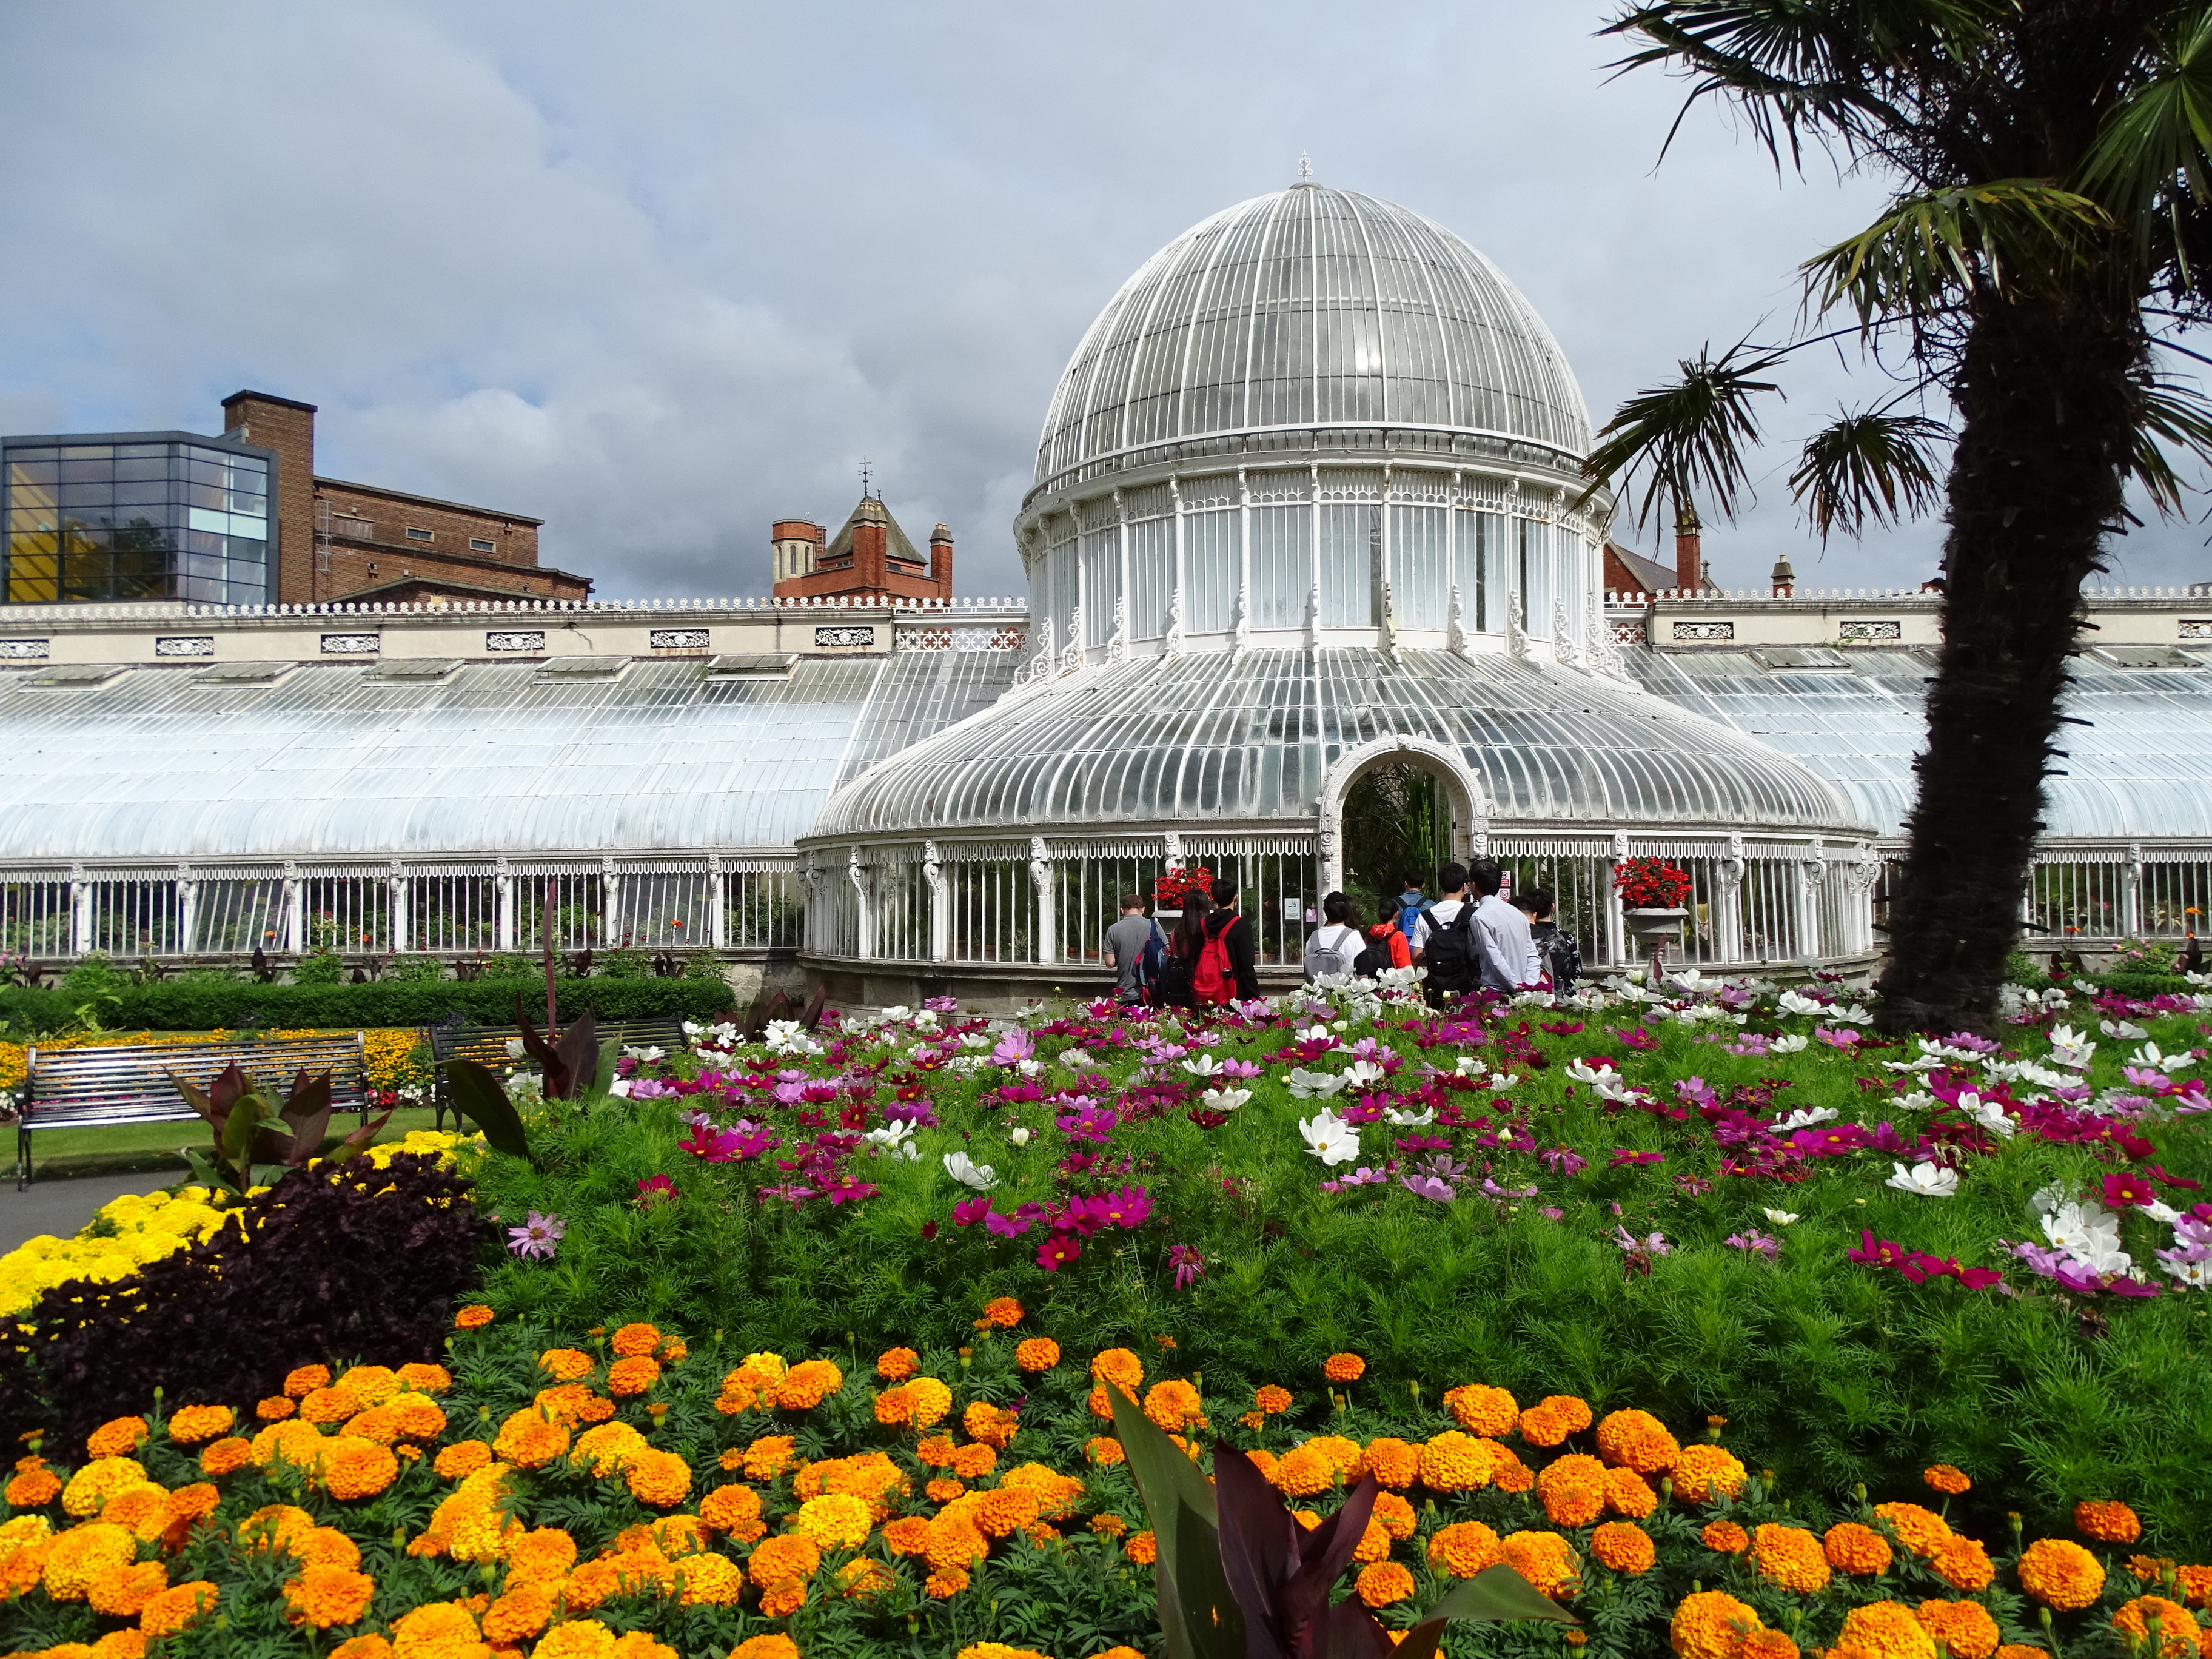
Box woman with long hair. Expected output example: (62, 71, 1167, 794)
(1154, 889, 1212, 1008)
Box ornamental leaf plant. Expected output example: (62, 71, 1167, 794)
(167, 1061, 391, 1196)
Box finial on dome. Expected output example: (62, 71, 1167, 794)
(1296, 152, 1313, 185)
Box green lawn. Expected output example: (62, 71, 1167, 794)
(19, 1107, 451, 1183)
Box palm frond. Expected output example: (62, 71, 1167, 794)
(1789, 409, 1949, 541)
(2126, 375, 2212, 516)
(1578, 341, 1786, 531)
(1803, 181, 2112, 326)
(2077, 6, 2212, 266)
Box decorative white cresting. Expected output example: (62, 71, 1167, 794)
(1582, 586, 1629, 682)
(1507, 591, 1531, 663)
(1550, 594, 1580, 671)
(1108, 594, 1128, 664)
(1446, 584, 1470, 659)
(1060, 604, 1085, 674)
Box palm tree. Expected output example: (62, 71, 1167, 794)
(1584, 2, 2212, 1033)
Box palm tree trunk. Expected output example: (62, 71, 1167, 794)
(1872, 293, 2141, 1034)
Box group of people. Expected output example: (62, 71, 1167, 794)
(1097, 860, 1580, 1008)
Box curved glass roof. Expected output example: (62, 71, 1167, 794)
(0, 653, 1019, 860)
(1631, 645, 2212, 840)
(809, 648, 1865, 840)
(1034, 184, 1591, 489)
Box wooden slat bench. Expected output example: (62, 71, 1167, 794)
(427, 1018, 689, 1131)
(18, 1032, 370, 1189)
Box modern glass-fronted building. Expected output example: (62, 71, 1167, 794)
(1, 431, 277, 606)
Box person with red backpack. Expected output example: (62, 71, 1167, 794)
(1200, 879, 1262, 1004)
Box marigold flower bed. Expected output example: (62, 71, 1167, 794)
(0, 1303, 2205, 1659)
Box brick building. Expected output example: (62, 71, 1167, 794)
(0, 390, 589, 609)
(772, 493, 952, 602)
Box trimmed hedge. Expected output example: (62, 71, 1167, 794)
(0, 974, 736, 1034)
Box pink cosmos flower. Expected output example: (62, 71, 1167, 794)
(506, 1212, 564, 1260)
(1036, 1233, 1082, 1272)
(1169, 1243, 1207, 1289)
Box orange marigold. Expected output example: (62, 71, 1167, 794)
(1837, 1601, 1937, 1659)
(1417, 1430, 1496, 1493)
(746, 1531, 821, 1588)
(925, 1567, 971, 1597)
(283, 1565, 374, 1629)
(743, 1435, 797, 1480)
(453, 1305, 494, 1329)
(163, 1405, 234, 1446)
(1915, 1600, 2000, 1659)
(884, 1515, 933, 1555)
(197, 1435, 252, 1479)
(610, 1322, 660, 1358)
(1671, 1443, 1748, 1505)
(1364, 1438, 1419, 1490)
(1670, 1590, 1766, 1659)
(729, 1640, 802, 1659)
(2077, 1499, 2143, 1544)
(5, 1467, 59, 1506)
(1443, 1383, 1519, 1438)
(951, 1443, 997, 1480)
(1923, 1464, 1971, 1496)
(1356, 1561, 1415, 1606)
(1085, 1436, 1125, 1466)
(87, 1417, 149, 1459)
(284, 1365, 332, 1398)
(2020, 1537, 2106, 1610)
(538, 1347, 594, 1382)
(1592, 1521, 1656, 1575)
(965, 1399, 1019, 1448)
(480, 1585, 553, 1643)
(138, 1580, 220, 1637)
(1500, 1530, 1580, 1600)
(1090, 1347, 1144, 1390)
(1255, 1384, 1292, 1415)
(1702, 1521, 1750, 1555)
(978, 1296, 1024, 1328)
(1126, 1530, 1158, 1564)
(89, 1560, 169, 1620)
(491, 1410, 569, 1470)
(255, 1396, 297, 1422)
(1826, 1521, 1894, 1576)
(2114, 1595, 2202, 1658)
(1604, 1465, 1658, 1519)
(1144, 1380, 1206, 1433)
(625, 1447, 692, 1508)
(1535, 1453, 1609, 1528)
(606, 1355, 661, 1397)
(433, 1439, 492, 1480)
(1750, 1524, 1831, 1594)
(2176, 1564, 2212, 1606)
(1323, 1353, 1366, 1383)
(298, 1387, 361, 1426)
(1369, 1491, 1416, 1541)
(1518, 1394, 1594, 1448)
(1743, 1634, 1800, 1659)
(877, 1347, 920, 1380)
(773, 1358, 844, 1410)
(1873, 1501, 1952, 1559)
(700, 1483, 766, 1540)
(1015, 1338, 1060, 1373)
(1595, 1409, 1679, 1475)
(1932, 1535, 1995, 1594)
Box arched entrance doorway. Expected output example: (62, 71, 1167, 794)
(1316, 736, 1489, 913)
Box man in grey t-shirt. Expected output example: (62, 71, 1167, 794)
(1101, 893, 1160, 999)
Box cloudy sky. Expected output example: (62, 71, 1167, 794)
(2, 1, 2205, 598)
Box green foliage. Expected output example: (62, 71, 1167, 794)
(59, 953, 130, 999)
(0, 974, 733, 1034)
(291, 945, 346, 985)
(2002, 947, 2045, 987)
(383, 953, 449, 984)
(599, 944, 652, 980)
(681, 951, 728, 982)
(478, 953, 533, 979)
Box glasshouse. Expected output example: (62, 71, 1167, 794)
(1, 182, 2210, 1005)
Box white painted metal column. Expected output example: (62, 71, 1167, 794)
(389, 859, 409, 954)
(495, 858, 515, 952)
(69, 864, 92, 956)
(176, 863, 197, 957)
(708, 854, 728, 949)
(1030, 837, 1056, 965)
(925, 841, 950, 962)
(282, 860, 304, 954)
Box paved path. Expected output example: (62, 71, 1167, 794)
(0, 1173, 179, 1254)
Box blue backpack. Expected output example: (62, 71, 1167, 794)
(1396, 896, 1429, 941)
(1136, 921, 1167, 991)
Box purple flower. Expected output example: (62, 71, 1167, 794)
(1608, 1148, 1664, 1168)
(1610, 1225, 1672, 1256)
(1539, 1147, 1587, 1176)
(1814, 1025, 1862, 1049)
(923, 995, 959, 1013)
(1400, 1173, 1456, 1202)
(1169, 1242, 1207, 1289)
(506, 1211, 565, 1260)
(990, 1029, 1035, 1067)
(1724, 1230, 1778, 1257)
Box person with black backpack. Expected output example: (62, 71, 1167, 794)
(1410, 862, 1483, 1005)
(1514, 886, 1581, 998)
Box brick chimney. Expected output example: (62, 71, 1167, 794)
(1673, 500, 1703, 594)
(1770, 552, 1796, 598)
(853, 500, 888, 592)
(221, 390, 318, 603)
(930, 523, 953, 597)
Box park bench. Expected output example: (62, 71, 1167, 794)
(427, 1017, 689, 1131)
(18, 1031, 370, 1189)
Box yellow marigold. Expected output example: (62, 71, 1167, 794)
(748, 1531, 822, 1588)
(1837, 1600, 1937, 1659)
(1603, 1465, 1658, 1519)
(1126, 1530, 1158, 1565)
(1592, 1520, 1656, 1575)
(965, 1399, 1019, 1448)
(479, 1585, 552, 1643)
(1595, 1409, 1679, 1475)
(1826, 1521, 1894, 1576)
(1364, 1438, 1419, 1490)
(1500, 1530, 1580, 1601)
(5, 1466, 59, 1506)
(1873, 1502, 1952, 1559)
(876, 1346, 920, 1380)
(672, 1551, 745, 1607)
(956, 1647, 1051, 1659)
(1671, 1443, 1748, 1504)
(1750, 1524, 1832, 1594)
(1144, 1379, 1206, 1433)
(952, 1442, 997, 1480)
(1090, 1347, 1144, 1390)
(197, 1436, 252, 1478)
(85, 1417, 149, 1459)
(298, 1386, 361, 1426)
(1518, 1395, 1594, 1448)
(1932, 1534, 1994, 1593)
(1418, 1430, 1496, 1493)
(730, 1640, 802, 1659)
(90, 1560, 169, 1619)
(611, 1321, 660, 1358)
(2115, 1595, 2202, 1658)
(283, 1364, 332, 1398)
(1536, 1453, 1609, 1528)
(1915, 1600, 2000, 1659)
(62, 1457, 150, 1518)
(283, 1565, 374, 1628)
(625, 1448, 692, 1508)
(397, 1362, 451, 1393)
(1085, 1436, 1126, 1467)
(791, 1492, 873, 1549)
(1356, 1560, 1415, 1606)
(2078, 1499, 2143, 1544)
(163, 1404, 231, 1446)
(538, 1347, 594, 1382)
(1923, 1464, 1970, 1496)
(45, 1522, 137, 1600)
(453, 1305, 494, 1329)
(1015, 1338, 1059, 1372)
(1670, 1590, 1765, 1659)
(2020, 1537, 2106, 1610)
(138, 1580, 219, 1636)
(607, 1355, 661, 1397)
(1323, 1352, 1366, 1382)
(838, 1557, 894, 1600)
(902, 1375, 953, 1430)
(744, 1435, 799, 1481)
(434, 1439, 492, 1480)
(978, 1296, 1023, 1327)
(1443, 1383, 1517, 1437)
(573, 1420, 651, 1476)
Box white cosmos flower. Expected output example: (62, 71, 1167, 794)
(1342, 1059, 1389, 1090)
(1777, 990, 1825, 1018)
(1769, 1034, 1809, 1054)
(1772, 1105, 1839, 1133)
(1287, 1068, 1351, 1100)
(1008, 1127, 1031, 1148)
(1954, 1092, 2016, 1139)
(2101, 1019, 2149, 1040)
(1180, 1055, 1224, 1078)
(1894, 1091, 1937, 1112)
(1887, 1161, 1961, 1198)
(1829, 1002, 1873, 1025)
(506, 1038, 529, 1059)
(2131, 1041, 2193, 1073)
(864, 1121, 915, 1150)
(2048, 1025, 2097, 1070)
(1061, 1048, 1093, 1069)
(1384, 1104, 1436, 1127)
(2028, 1181, 2071, 1217)
(1761, 1207, 1800, 1226)
(1299, 1109, 1362, 1166)
(1565, 1058, 1620, 1087)
(1201, 1087, 1252, 1112)
(1669, 969, 1711, 992)
(2042, 1201, 2128, 1269)
(942, 1151, 998, 1190)
(1296, 1024, 1334, 1044)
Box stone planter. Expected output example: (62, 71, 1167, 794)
(1625, 905, 1687, 978)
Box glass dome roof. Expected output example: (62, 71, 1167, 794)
(1032, 183, 1593, 493)
(808, 649, 1867, 840)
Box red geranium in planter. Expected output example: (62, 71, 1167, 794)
(1152, 864, 1215, 908)
(1612, 857, 1692, 908)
